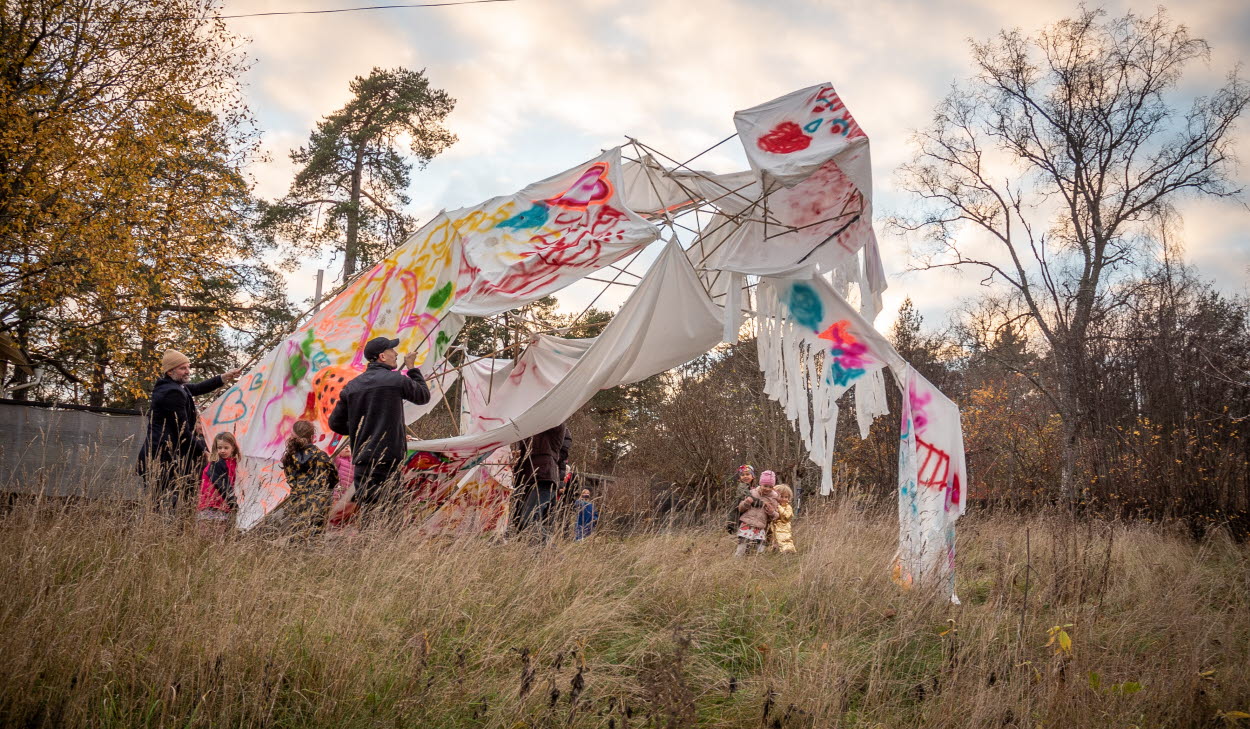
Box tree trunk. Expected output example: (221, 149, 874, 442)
(88, 335, 109, 407)
(139, 307, 159, 362)
(8, 320, 32, 401)
(343, 152, 365, 278)
(1058, 413, 1080, 506)
(1054, 338, 1088, 508)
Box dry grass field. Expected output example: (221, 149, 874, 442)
(1, 496, 1247, 728)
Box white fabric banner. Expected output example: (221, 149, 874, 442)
(687, 165, 877, 278)
(756, 274, 902, 494)
(210, 149, 655, 528)
(459, 335, 592, 435)
(686, 84, 879, 278)
(894, 365, 967, 600)
(411, 239, 722, 458)
(734, 82, 871, 193)
(450, 148, 659, 316)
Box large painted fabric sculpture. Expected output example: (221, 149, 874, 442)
(204, 84, 969, 599)
(207, 148, 658, 530)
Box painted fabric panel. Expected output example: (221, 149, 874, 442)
(415, 448, 514, 537)
(205, 211, 466, 529)
(409, 240, 722, 461)
(450, 148, 659, 316)
(894, 366, 967, 599)
(733, 82, 871, 192)
(756, 274, 902, 495)
(208, 150, 653, 529)
(704, 161, 876, 277)
(702, 84, 878, 278)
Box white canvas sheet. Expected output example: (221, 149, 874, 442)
(652, 84, 876, 279)
(459, 335, 593, 435)
(450, 148, 659, 316)
(894, 366, 967, 599)
(733, 82, 872, 193)
(667, 161, 874, 280)
(756, 274, 903, 494)
(410, 239, 722, 458)
(757, 274, 969, 597)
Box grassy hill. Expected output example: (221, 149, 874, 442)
(1, 498, 1247, 728)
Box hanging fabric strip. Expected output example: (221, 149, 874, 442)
(723, 271, 743, 343)
(854, 368, 888, 439)
(891, 365, 966, 601)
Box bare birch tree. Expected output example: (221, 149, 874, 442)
(892, 7, 1249, 500)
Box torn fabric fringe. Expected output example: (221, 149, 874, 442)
(755, 282, 842, 495)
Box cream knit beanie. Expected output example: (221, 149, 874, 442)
(161, 349, 190, 374)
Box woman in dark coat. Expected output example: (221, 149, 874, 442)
(512, 422, 567, 538)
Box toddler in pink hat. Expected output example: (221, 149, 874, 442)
(734, 470, 779, 556)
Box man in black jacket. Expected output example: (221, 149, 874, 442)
(138, 349, 240, 509)
(328, 336, 430, 512)
(512, 422, 568, 539)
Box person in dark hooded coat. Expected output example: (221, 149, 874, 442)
(137, 349, 240, 509)
(511, 422, 567, 539)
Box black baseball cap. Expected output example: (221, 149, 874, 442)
(364, 336, 400, 361)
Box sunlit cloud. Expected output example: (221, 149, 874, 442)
(228, 0, 1249, 326)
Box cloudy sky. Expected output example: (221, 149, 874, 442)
(223, 0, 1250, 331)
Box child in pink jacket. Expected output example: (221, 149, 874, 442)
(197, 432, 239, 533)
(734, 469, 780, 557)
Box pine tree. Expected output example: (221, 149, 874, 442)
(260, 67, 457, 278)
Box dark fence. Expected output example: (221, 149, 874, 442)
(0, 399, 145, 500)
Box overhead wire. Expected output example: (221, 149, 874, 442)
(216, 1, 517, 20)
(117, 0, 518, 22)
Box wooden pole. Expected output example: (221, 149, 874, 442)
(313, 269, 325, 313)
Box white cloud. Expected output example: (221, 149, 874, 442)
(229, 0, 1250, 326)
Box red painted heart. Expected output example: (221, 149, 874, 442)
(545, 162, 612, 209)
(757, 121, 812, 154)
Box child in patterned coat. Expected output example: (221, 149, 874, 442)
(279, 420, 338, 537)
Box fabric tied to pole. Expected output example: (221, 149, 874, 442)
(892, 365, 967, 601)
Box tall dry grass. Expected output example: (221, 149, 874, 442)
(0, 495, 1247, 728)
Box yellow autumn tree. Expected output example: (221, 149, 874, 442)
(0, 0, 291, 405)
